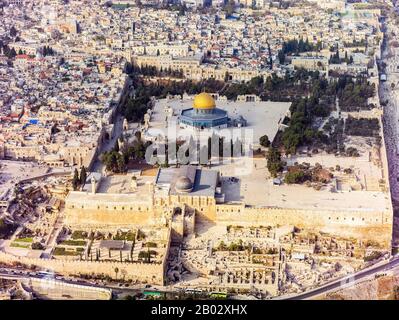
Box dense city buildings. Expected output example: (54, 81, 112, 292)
(1, 0, 399, 301)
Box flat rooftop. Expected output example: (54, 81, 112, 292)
(218, 157, 391, 212)
(66, 190, 152, 205)
(97, 174, 153, 194)
(156, 166, 218, 197)
(67, 174, 155, 204)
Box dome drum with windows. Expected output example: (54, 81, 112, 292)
(179, 93, 228, 130)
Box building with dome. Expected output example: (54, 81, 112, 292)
(175, 176, 193, 193)
(178, 92, 229, 130)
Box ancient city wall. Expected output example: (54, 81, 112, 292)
(215, 206, 393, 247)
(64, 194, 215, 230)
(64, 208, 153, 230)
(0, 251, 165, 285)
(65, 201, 393, 248)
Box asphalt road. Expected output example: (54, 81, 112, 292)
(0, 267, 175, 297)
(3, 258, 399, 301)
(282, 257, 399, 300)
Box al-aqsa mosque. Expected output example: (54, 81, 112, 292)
(178, 92, 229, 130)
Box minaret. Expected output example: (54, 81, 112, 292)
(91, 176, 96, 194)
(143, 112, 150, 130)
(131, 176, 138, 191)
(123, 118, 129, 131)
(117, 137, 124, 151)
(147, 181, 154, 206)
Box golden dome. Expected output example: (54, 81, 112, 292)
(193, 92, 216, 110)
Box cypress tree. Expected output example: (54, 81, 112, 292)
(80, 166, 87, 186)
(72, 168, 79, 190)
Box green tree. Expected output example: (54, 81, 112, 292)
(117, 154, 126, 173)
(259, 135, 271, 148)
(72, 168, 80, 191)
(113, 140, 120, 152)
(266, 147, 284, 178)
(32, 242, 44, 250)
(101, 151, 126, 173)
(79, 166, 87, 186)
(284, 171, 306, 184)
(282, 131, 302, 154)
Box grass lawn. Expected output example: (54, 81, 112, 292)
(10, 242, 30, 249)
(15, 237, 34, 243)
(59, 240, 86, 246)
(71, 230, 88, 240)
(53, 247, 80, 256)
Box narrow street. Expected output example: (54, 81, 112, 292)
(91, 77, 134, 174)
(91, 114, 125, 173)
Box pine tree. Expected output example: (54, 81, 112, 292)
(266, 147, 283, 178)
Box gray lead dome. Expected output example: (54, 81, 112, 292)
(175, 176, 193, 193)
